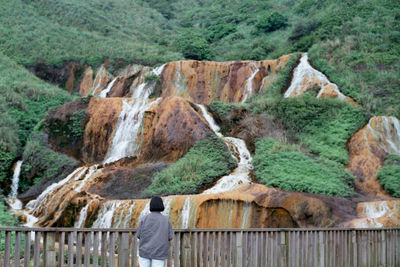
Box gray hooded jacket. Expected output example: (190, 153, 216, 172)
(137, 212, 173, 260)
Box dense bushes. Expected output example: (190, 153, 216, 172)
(143, 135, 236, 197)
(377, 155, 400, 197)
(254, 12, 288, 34)
(20, 130, 78, 192)
(253, 138, 354, 196)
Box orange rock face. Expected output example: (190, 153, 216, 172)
(347, 116, 400, 197)
(83, 98, 123, 163)
(80, 65, 112, 97)
(160, 55, 290, 104)
(139, 97, 214, 162)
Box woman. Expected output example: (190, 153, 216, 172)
(137, 196, 174, 267)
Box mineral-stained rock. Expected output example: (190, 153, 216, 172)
(80, 65, 113, 96)
(139, 96, 214, 162)
(284, 53, 359, 106)
(160, 55, 290, 104)
(347, 116, 400, 197)
(82, 97, 123, 163)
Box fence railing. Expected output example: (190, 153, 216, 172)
(0, 227, 399, 267)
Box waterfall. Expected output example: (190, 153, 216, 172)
(26, 167, 87, 211)
(92, 201, 121, 228)
(103, 66, 164, 164)
(241, 62, 259, 103)
(284, 53, 346, 99)
(99, 77, 117, 98)
(181, 197, 191, 229)
(197, 104, 253, 194)
(89, 65, 106, 95)
(6, 160, 23, 210)
(74, 202, 91, 228)
(366, 116, 400, 155)
(9, 160, 23, 199)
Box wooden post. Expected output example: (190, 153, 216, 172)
(45, 232, 57, 267)
(4, 231, 11, 267)
(118, 232, 130, 267)
(13, 231, 21, 267)
(235, 231, 242, 267)
(181, 232, 191, 267)
(24, 231, 31, 267)
(318, 231, 324, 267)
(279, 231, 287, 267)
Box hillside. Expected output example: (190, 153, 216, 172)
(0, 0, 399, 228)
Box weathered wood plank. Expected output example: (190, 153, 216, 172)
(4, 231, 11, 267)
(101, 231, 108, 267)
(33, 231, 41, 267)
(130, 234, 138, 267)
(84, 231, 91, 267)
(67, 232, 74, 267)
(13, 231, 21, 267)
(23, 231, 31, 267)
(58, 231, 65, 267)
(109, 231, 116, 267)
(93, 231, 100, 267)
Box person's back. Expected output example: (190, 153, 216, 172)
(137, 197, 173, 267)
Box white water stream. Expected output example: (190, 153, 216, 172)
(285, 53, 346, 99)
(99, 77, 117, 98)
(103, 66, 165, 164)
(366, 116, 400, 155)
(197, 105, 253, 194)
(6, 160, 23, 210)
(241, 62, 259, 103)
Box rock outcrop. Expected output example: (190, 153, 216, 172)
(347, 116, 400, 197)
(284, 53, 359, 106)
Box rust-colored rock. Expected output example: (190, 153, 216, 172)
(347, 116, 400, 197)
(79, 65, 112, 96)
(82, 98, 123, 163)
(139, 96, 214, 162)
(160, 55, 290, 104)
(284, 53, 359, 106)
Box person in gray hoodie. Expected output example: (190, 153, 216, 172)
(137, 196, 174, 267)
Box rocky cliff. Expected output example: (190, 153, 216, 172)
(10, 54, 400, 230)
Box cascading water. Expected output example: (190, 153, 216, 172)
(99, 77, 117, 98)
(92, 201, 121, 228)
(26, 167, 87, 212)
(366, 116, 400, 155)
(6, 160, 23, 210)
(284, 53, 346, 99)
(181, 197, 192, 229)
(89, 65, 106, 95)
(241, 62, 259, 103)
(103, 66, 165, 164)
(74, 202, 91, 228)
(197, 105, 253, 194)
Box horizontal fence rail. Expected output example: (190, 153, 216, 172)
(0, 227, 399, 267)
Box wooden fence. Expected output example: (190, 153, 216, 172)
(0, 227, 399, 267)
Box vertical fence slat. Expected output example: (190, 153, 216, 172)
(118, 232, 129, 267)
(24, 231, 31, 267)
(174, 232, 181, 267)
(67, 232, 74, 267)
(4, 231, 11, 267)
(58, 232, 65, 267)
(130, 233, 138, 267)
(93, 231, 99, 267)
(76, 232, 83, 267)
(101, 231, 108, 267)
(84, 231, 91, 267)
(13, 231, 21, 267)
(109, 231, 116, 267)
(33, 231, 41, 267)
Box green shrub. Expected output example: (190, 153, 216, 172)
(254, 12, 288, 34)
(143, 135, 236, 197)
(253, 138, 354, 196)
(377, 154, 400, 197)
(20, 130, 78, 192)
(377, 165, 400, 197)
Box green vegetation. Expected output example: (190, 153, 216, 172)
(253, 138, 354, 196)
(0, 53, 71, 191)
(266, 95, 368, 164)
(377, 155, 400, 197)
(143, 135, 236, 197)
(20, 130, 78, 192)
